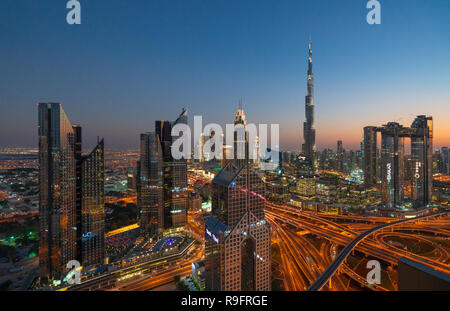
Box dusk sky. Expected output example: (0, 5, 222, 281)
(0, 0, 449, 151)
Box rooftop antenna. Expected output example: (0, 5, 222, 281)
(238, 98, 243, 110)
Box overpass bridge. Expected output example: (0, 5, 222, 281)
(307, 211, 448, 291)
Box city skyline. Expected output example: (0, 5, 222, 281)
(1, 0, 450, 296)
(1, 1, 450, 150)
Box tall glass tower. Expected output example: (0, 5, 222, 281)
(138, 132, 164, 236)
(302, 40, 316, 167)
(38, 103, 105, 281)
(80, 139, 105, 267)
(153, 109, 188, 232)
(411, 115, 433, 207)
(38, 103, 77, 280)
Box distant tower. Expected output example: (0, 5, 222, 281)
(337, 140, 344, 172)
(233, 100, 249, 169)
(302, 39, 316, 167)
(411, 116, 433, 207)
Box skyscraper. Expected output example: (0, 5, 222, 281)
(302, 40, 316, 167)
(411, 115, 433, 207)
(205, 109, 270, 291)
(380, 122, 406, 208)
(154, 109, 188, 232)
(38, 103, 104, 281)
(336, 140, 344, 172)
(80, 139, 105, 267)
(233, 104, 249, 169)
(363, 115, 433, 208)
(38, 103, 77, 280)
(363, 126, 378, 187)
(137, 132, 163, 236)
(205, 162, 271, 291)
(441, 147, 448, 174)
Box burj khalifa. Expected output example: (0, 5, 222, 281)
(302, 39, 316, 167)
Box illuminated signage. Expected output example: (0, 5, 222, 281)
(205, 228, 219, 243)
(415, 162, 421, 179)
(386, 163, 391, 182)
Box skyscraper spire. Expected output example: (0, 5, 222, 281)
(302, 38, 316, 168)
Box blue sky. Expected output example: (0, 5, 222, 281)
(0, 0, 449, 150)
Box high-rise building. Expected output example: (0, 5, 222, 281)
(80, 139, 105, 267)
(38, 103, 104, 281)
(154, 109, 188, 232)
(233, 104, 248, 169)
(380, 122, 406, 208)
(410, 116, 433, 207)
(137, 132, 163, 236)
(363, 126, 378, 187)
(363, 115, 433, 208)
(336, 140, 344, 172)
(441, 147, 449, 174)
(197, 133, 205, 163)
(38, 103, 77, 280)
(205, 162, 271, 291)
(302, 40, 316, 167)
(205, 108, 270, 291)
(296, 175, 316, 199)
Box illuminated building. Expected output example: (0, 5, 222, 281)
(264, 177, 289, 203)
(205, 162, 271, 291)
(192, 260, 205, 290)
(302, 40, 316, 168)
(127, 169, 137, 195)
(410, 115, 433, 207)
(38, 103, 77, 280)
(363, 126, 378, 187)
(296, 175, 316, 199)
(197, 133, 205, 163)
(380, 122, 406, 208)
(336, 140, 344, 172)
(294, 154, 314, 175)
(233, 103, 248, 169)
(432, 151, 441, 174)
(80, 139, 105, 267)
(188, 192, 202, 212)
(137, 132, 163, 236)
(38, 103, 104, 281)
(155, 108, 188, 232)
(441, 147, 449, 174)
(363, 115, 433, 208)
(315, 177, 338, 204)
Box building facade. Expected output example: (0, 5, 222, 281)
(137, 132, 164, 236)
(302, 40, 316, 167)
(205, 162, 271, 291)
(38, 103, 104, 281)
(363, 116, 433, 208)
(80, 139, 105, 267)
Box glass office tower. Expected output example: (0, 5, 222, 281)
(380, 123, 405, 208)
(38, 103, 105, 281)
(80, 139, 105, 267)
(38, 103, 77, 280)
(411, 116, 433, 207)
(138, 132, 164, 236)
(363, 126, 378, 187)
(155, 109, 188, 232)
